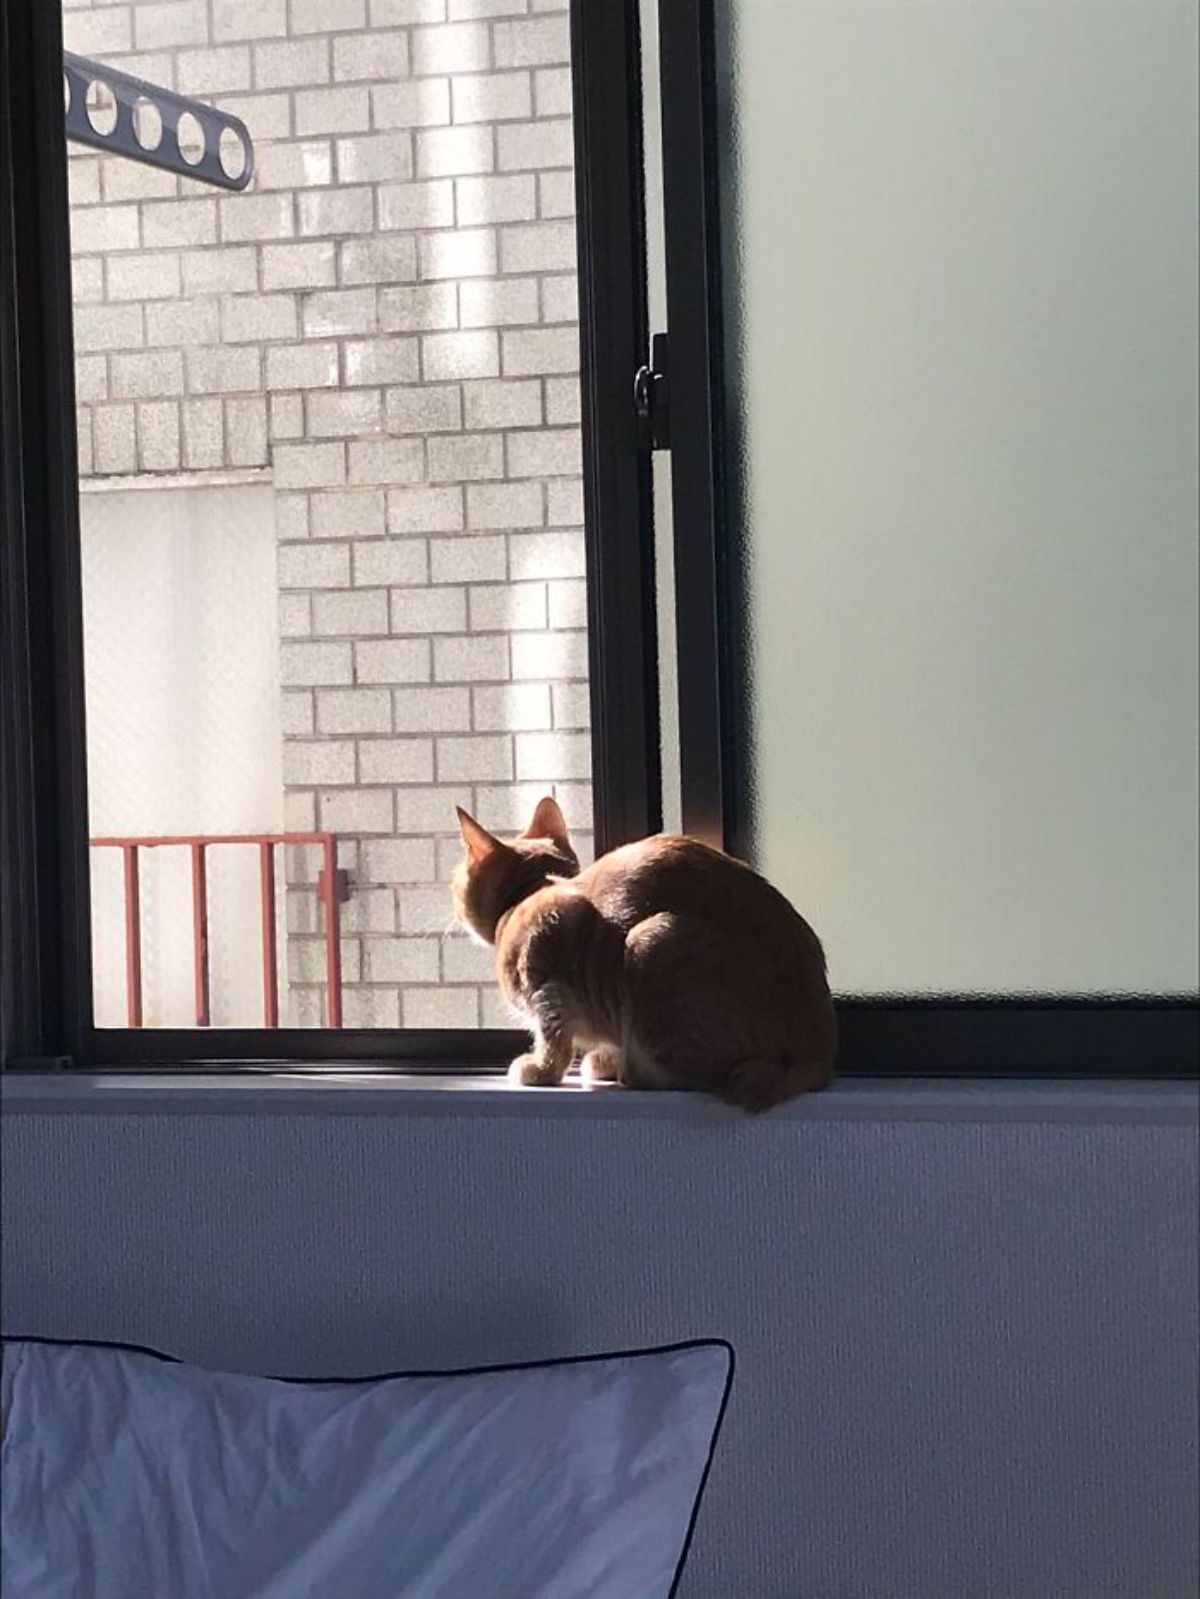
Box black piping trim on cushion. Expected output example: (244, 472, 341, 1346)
(663, 1340, 735, 1598)
(2, 1333, 735, 1599)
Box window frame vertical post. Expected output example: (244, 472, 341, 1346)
(571, 0, 663, 855)
(1, 0, 93, 1070)
(656, 0, 734, 853)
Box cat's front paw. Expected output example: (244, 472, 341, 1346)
(508, 1053, 565, 1087)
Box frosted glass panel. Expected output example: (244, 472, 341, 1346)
(718, 0, 1199, 994)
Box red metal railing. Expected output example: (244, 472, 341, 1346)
(89, 832, 344, 1029)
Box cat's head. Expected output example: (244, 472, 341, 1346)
(451, 795, 580, 945)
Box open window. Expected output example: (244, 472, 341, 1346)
(4, 0, 664, 1064)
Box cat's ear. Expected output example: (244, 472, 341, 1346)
(456, 807, 507, 867)
(523, 795, 571, 853)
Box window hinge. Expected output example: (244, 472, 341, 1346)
(633, 332, 670, 452)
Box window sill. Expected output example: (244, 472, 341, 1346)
(1, 1071, 1194, 1126)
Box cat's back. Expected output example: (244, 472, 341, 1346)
(579, 834, 743, 910)
(579, 835, 823, 967)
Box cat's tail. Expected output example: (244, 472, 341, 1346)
(719, 1054, 834, 1113)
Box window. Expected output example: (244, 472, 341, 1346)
(67, 2, 606, 1037)
(705, 0, 1198, 1073)
(716, 0, 1200, 1002)
(3, 0, 660, 1065)
(2, 0, 1195, 1076)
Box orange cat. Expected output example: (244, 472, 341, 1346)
(452, 796, 836, 1109)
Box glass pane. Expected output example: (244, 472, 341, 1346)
(63, 0, 591, 1029)
(716, 0, 1199, 995)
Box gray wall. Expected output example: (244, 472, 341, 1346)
(4, 1082, 1197, 1599)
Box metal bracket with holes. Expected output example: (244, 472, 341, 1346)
(63, 51, 254, 192)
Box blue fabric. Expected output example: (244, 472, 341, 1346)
(1, 1338, 730, 1599)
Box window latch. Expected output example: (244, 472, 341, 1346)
(633, 333, 670, 452)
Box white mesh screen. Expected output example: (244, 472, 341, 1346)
(81, 484, 286, 1028)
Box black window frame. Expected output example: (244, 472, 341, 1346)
(2, 0, 1196, 1079)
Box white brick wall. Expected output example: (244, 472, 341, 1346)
(67, 0, 590, 1028)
